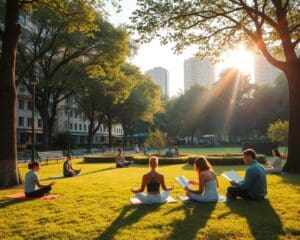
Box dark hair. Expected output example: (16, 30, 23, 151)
(272, 148, 281, 158)
(243, 148, 256, 159)
(66, 153, 72, 158)
(117, 148, 123, 152)
(194, 156, 212, 173)
(28, 161, 40, 169)
(174, 147, 178, 151)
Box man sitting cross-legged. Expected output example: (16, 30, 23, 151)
(227, 148, 267, 200)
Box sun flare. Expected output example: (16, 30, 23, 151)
(217, 45, 254, 81)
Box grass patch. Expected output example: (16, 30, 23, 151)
(0, 158, 299, 240)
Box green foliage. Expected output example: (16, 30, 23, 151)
(84, 155, 134, 163)
(0, 160, 299, 239)
(145, 129, 167, 154)
(53, 132, 76, 150)
(268, 120, 289, 144)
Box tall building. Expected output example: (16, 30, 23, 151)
(254, 54, 282, 85)
(145, 67, 170, 98)
(184, 57, 215, 91)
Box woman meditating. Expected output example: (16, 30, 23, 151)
(24, 162, 55, 198)
(131, 156, 174, 204)
(185, 156, 219, 202)
(266, 148, 282, 174)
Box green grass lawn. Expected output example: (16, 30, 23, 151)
(0, 158, 299, 240)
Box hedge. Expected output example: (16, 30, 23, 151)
(242, 142, 278, 156)
(188, 154, 266, 165)
(84, 155, 134, 163)
(83, 154, 266, 166)
(133, 154, 195, 165)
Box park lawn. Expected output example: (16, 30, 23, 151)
(0, 159, 299, 240)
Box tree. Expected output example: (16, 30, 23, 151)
(268, 119, 288, 145)
(117, 70, 163, 146)
(144, 129, 167, 155)
(131, 0, 300, 172)
(17, 7, 129, 149)
(0, 0, 112, 187)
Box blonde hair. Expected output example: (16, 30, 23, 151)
(149, 156, 158, 168)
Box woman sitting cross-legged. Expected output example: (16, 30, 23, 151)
(265, 148, 282, 174)
(24, 162, 55, 198)
(131, 156, 174, 204)
(185, 156, 219, 202)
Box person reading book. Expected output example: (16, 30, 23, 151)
(184, 156, 219, 202)
(24, 162, 55, 198)
(131, 156, 174, 204)
(227, 148, 267, 200)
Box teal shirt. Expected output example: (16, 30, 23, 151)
(24, 170, 38, 193)
(238, 160, 267, 198)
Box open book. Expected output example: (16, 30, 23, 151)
(221, 170, 243, 183)
(175, 175, 192, 188)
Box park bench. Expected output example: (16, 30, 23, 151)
(37, 151, 66, 164)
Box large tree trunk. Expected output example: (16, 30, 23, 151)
(284, 64, 300, 173)
(88, 122, 95, 149)
(0, 0, 22, 187)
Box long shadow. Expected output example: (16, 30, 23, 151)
(165, 203, 216, 240)
(221, 199, 284, 240)
(97, 204, 160, 240)
(42, 167, 115, 181)
(279, 173, 300, 187)
(0, 198, 30, 208)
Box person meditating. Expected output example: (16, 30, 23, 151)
(115, 148, 131, 168)
(185, 156, 219, 202)
(131, 156, 174, 204)
(63, 153, 81, 177)
(266, 148, 282, 174)
(24, 162, 55, 198)
(227, 148, 267, 200)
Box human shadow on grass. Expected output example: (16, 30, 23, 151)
(97, 204, 160, 239)
(0, 198, 27, 208)
(165, 203, 216, 240)
(220, 199, 284, 240)
(42, 167, 115, 181)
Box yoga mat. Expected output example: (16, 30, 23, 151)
(4, 192, 60, 200)
(178, 195, 227, 203)
(130, 196, 177, 205)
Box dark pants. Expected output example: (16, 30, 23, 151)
(25, 186, 51, 198)
(64, 170, 80, 177)
(116, 162, 130, 168)
(227, 186, 262, 200)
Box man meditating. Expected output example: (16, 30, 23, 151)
(63, 154, 81, 177)
(227, 148, 267, 200)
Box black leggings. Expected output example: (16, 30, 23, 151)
(25, 186, 51, 198)
(227, 186, 263, 200)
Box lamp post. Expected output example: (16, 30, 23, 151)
(31, 74, 38, 162)
(66, 109, 71, 154)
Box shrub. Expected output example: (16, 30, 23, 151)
(242, 142, 277, 156)
(84, 155, 134, 163)
(54, 132, 76, 150)
(188, 154, 266, 165)
(133, 154, 195, 165)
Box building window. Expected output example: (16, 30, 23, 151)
(79, 124, 82, 131)
(38, 119, 42, 128)
(27, 101, 32, 110)
(64, 121, 68, 130)
(27, 118, 32, 127)
(65, 110, 69, 117)
(75, 123, 77, 130)
(84, 125, 86, 131)
(19, 100, 24, 110)
(18, 117, 24, 126)
(70, 110, 73, 118)
(70, 123, 73, 130)
(75, 110, 78, 119)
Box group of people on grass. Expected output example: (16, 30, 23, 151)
(24, 147, 282, 202)
(165, 146, 180, 158)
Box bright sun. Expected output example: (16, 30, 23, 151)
(217, 45, 254, 82)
